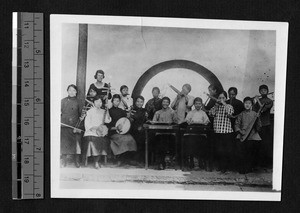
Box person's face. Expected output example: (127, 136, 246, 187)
(89, 89, 97, 97)
(113, 98, 120, 107)
(244, 100, 252, 110)
(162, 99, 170, 109)
(96, 73, 104, 82)
(135, 98, 144, 108)
(152, 89, 159, 98)
(218, 93, 226, 102)
(121, 87, 128, 96)
(194, 101, 203, 110)
(260, 88, 268, 96)
(208, 87, 216, 96)
(182, 86, 190, 95)
(67, 87, 77, 97)
(94, 99, 102, 108)
(228, 90, 237, 99)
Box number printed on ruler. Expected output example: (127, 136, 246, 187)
(21, 12, 44, 199)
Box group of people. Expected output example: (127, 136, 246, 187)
(61, 69, 274, 174)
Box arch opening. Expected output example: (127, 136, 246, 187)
(132, 60, 223, 99)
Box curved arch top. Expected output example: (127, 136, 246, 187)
(132, 59, 223, 99)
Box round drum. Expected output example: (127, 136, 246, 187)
(115, 117, 131, 134)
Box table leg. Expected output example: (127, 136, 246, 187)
(181, 131, 184, 170)
(175, 130, 179, 170)
(145, 129, 148, 170)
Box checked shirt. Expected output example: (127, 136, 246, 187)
(209, 104, 234, 133)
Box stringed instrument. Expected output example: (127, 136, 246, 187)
(239, 103, 266, 142)
(72, 98, 95, 133)
(95, 83, 111, 137)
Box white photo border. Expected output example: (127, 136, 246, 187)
(51, 15, 288, 200)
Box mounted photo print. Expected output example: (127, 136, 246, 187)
(51, 15, 288, 200)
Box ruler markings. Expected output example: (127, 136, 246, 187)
(13, 12, 44, 200)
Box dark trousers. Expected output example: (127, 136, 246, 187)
(182, 135, 208, 168)
(259, 125, 273, 168)
(214, 133, 234, 171)
(131, 130, 145, 163)
(236, 140, 260, 173)
(153, 134, 176, 166)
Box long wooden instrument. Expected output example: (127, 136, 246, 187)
(240, 103, 266, 142)
(96, 83, 111, 137)
(251, 92, 274, 99)
(168, 83, 189, 98)
(203, 92, 224, 105)
(61, 123, 84, 132)
(72, 98, 94, 133)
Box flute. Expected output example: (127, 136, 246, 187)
(168, 84, 187, 98)
(251, 92, 274, 99)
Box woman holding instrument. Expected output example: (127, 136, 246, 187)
(87, 69, 112, 101)
(226, 87, 244, 119)
(109, 94, 137, 166)
(209, 91, 234, 173)
(60, 84, 83, 168)
(130, 95, 148, 163)
(204, 85, 220, 113)
(170, 83, 194, 124)
(145, 87, 162, 120)
(118, 85, 133, 110)
(252, 84, 274, 168)
(82, 95, 111, 169)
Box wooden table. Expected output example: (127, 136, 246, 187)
(143, 124, 180, 170)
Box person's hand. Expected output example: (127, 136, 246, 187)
(90, 126, 98, 132)
(220, 100, 226, 105)
(239, 129, 246, 135)
(117, 124, 122, 132)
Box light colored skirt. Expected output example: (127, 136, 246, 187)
(82, 136, 110, 157)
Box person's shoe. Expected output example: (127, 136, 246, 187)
(117, 161, 122, 167)
(60, 159, 66, 168)
(95, 162, 101, 169)
(158, 163, 165, 170)
(75, 161, 80, 168)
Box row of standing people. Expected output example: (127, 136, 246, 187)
(61, 70, 274, 173)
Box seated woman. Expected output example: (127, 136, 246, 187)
(82, 95, 111, 169)
(108, 94, 137, 166)
(183, 97, 210, 170)
(152, 97, 177, 170)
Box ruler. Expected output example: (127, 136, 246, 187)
(12, 12, 44, 199)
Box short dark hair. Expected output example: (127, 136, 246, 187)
(111, 94, 121, 102)
(259, 84, 269, 92)
(152, 87, 160, 93)
(67, 84, 78, 93)
(120, 85, 128, 92)
(135, 95, 145, 102)
(208, 84, 220, 95)
(193, 97, 203, 104)
(94, 70, 105, 79)
(243, 96, 253, 104)
(161, 96, 170, 103)
(218, 90, 228, 99)
(228, 87, 238, 95)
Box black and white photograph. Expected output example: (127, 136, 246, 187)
(50, 15, 288, 200)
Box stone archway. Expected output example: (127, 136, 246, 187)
(132, 60, 223, 99)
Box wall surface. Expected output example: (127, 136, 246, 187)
(61, 23, 276, 105)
